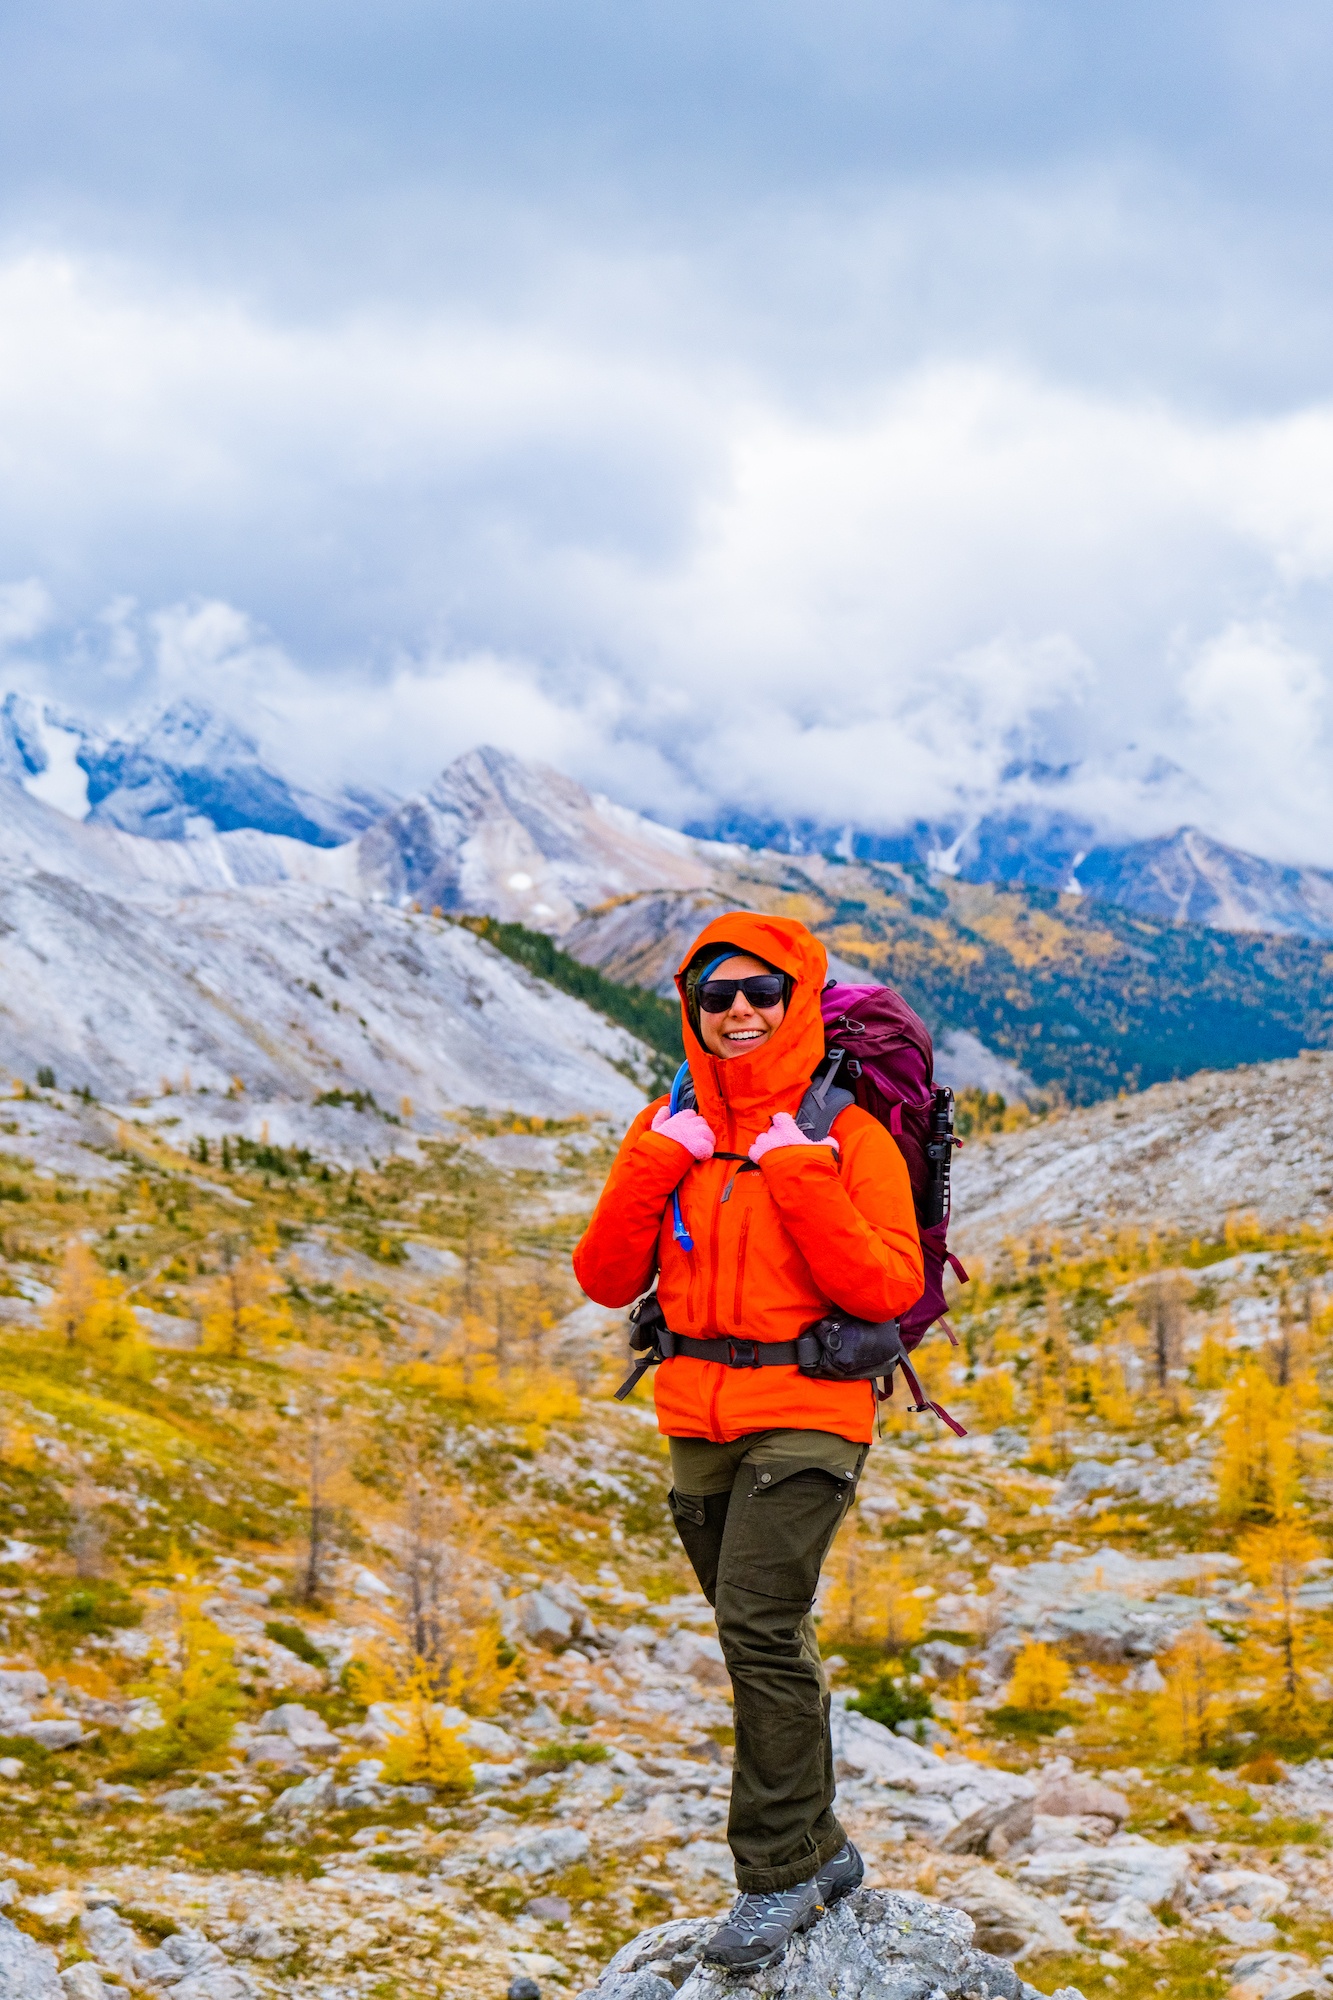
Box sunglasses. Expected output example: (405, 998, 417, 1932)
(698, 974, 786, 1013)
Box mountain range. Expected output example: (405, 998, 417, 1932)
(0, 693, 390, 845)
(2, 693, 1333, 1121)
(691, 803, 1333, 942)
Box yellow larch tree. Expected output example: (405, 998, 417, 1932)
(1236, 1519, 1325, 1740)
(1192, 1326, 1230, 1391)
(46, 1240, 150, 1375)
(130, 1566, 242, 1776)
(1217, 1364, 1301, 1522)
(1004, 1641, 1070, 1712)
(200, 1242, 291, 1356)
(1153, 1624, 1232, 1760)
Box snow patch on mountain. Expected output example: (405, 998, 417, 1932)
(358, 744, 719, 929)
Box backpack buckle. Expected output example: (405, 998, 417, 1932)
(727, 1339, 759, 1368)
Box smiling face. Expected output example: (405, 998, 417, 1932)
(697, 952, 788, 1060)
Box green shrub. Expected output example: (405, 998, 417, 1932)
(264, 1620, 327, 1669)
(529, 1741, 610, 1769)
(847, 1673, 934, 1733)
(46, 1581, 142, 1638)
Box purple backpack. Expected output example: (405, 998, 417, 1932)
(820, 983, 969, 1349)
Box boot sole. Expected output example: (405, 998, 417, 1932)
(702, 1901, 825, 1973)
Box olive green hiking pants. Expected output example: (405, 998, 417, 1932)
(666, 1429, 866, 1893)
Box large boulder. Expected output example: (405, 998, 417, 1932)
(577, 1889, 1086, 1999)
(830, 1704, 1033, 1846)
(254, 1703, 340, 1754)
(1031, 1769, 1129, 1826)
(130, 1927, 255, 1999)
(1228, 1950, 1332, 2000)
(1017, 1833, 1192, 1909)
(0, 1914, 63, 1999)
(948, 1867, 1084, 1960)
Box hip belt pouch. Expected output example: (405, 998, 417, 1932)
(795, 1314, 907, 1382)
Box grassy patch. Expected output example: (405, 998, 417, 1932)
(987, 1706, 1075, 1738)
(528, 1741, 609, 1769)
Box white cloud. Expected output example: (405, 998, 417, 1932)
(5, 253, 1333, 858)
(0, 578, 53, 649)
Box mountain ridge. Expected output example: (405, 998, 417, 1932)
(689, 803, 1333, 942)
(0, 693, 392, 846)
(2, 715, 1333, 1114)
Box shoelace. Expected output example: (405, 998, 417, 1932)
(722, 1888, 817, 1940)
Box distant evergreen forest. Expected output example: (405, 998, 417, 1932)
(813, 872, 1333, 1103)
(460, 915, 683, 1086)
(463, 884, 1333, 1107)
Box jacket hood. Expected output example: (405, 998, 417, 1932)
(674, 912, 829, 1139)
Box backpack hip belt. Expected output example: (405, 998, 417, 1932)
(614, 1295, 966, 1436)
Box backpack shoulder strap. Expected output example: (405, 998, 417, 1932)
(795, 1048, 856, 1143)
(672, 1055, 853, 1143)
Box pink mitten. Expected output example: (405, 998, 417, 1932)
(748, 1112, 839, 1163)
(651, 1105, 716, 1161)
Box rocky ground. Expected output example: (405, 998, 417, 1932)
(952, 1049, 1333, 1254)
(0, 1064, 1332, 2000)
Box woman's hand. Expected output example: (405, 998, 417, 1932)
(650, 1105, 717, 1160)
(748, 1112, 839, 1162)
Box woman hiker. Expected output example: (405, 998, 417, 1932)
(573, 912, 923, 1971)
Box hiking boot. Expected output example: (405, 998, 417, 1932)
(702, 1876, 825, 1971)
(815, 1840, 864, 1906)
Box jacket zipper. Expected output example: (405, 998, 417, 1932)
(732, 1208, 750, 1330)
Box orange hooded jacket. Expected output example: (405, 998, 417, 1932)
(572, 913, 924, 1444)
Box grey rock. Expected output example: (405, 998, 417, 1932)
(1230, 1951, 1330, 2000)
(1084, 1896, 1164, 1945)
(159, 1785, 223, 1813)
(521, 1591, 575, 1648)
(22, 1720, 84, 1750)
(493, 1826, 591, 1876)
(941, 1798, 1035, 1858)
(577, 1889, 1084, 1999)
(1017, 1834, 1191, 1910)
(472, 1760, 519, 1790)
(61, 1970, 111, 2000)
(80, 1904, 141, 1980)
(0, 1669, 48, 1702)
(246, 1737, 308, 1771)
(949, 1867, 1084, 1961)
(918, 1641, 971, 1680)
(1196, 1869, 1289, 1917)
(255, 1703, 339, 1753)
(135, 1926, 256, 1997)
(217, 1922, 291, 1961)
(527, 1896, 573, 1922)
(269, 1769, 336, 1818)
(1031, 1771, 1128, 1825)
(654, 1631, 730, 1688)
(0, 1914, 64, 1999)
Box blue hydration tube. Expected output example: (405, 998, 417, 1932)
(668, 1060, 695, 1252)
(668, 951, 734, 1255)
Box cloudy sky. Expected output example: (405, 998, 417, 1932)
(4, 1, 1333, 857)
